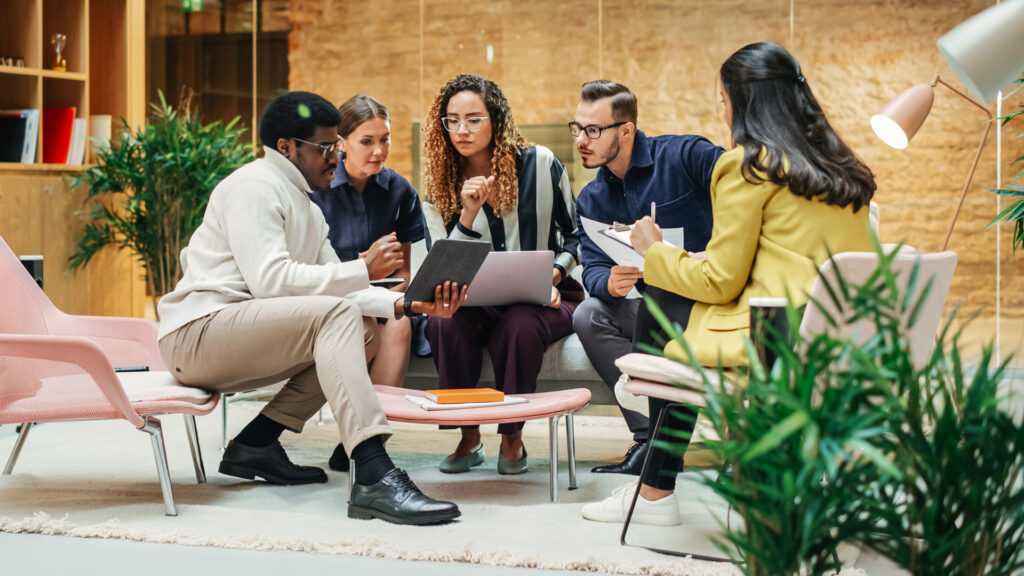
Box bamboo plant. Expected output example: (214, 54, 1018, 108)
(70, 90, 253, 318)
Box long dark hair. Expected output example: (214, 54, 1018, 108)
(720, 42, 875, 211)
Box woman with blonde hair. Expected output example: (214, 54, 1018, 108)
(309, 93, 426, 472)
(421, 74, 582, 475)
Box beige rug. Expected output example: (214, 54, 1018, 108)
(0, 402, 868, 576)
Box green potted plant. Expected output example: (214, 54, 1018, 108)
(986, 76, 1024, 251)
(645, 240, 1023, 575)
(69, 90, 254, 318)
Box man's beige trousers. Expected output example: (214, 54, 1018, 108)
(159, 295, 392, 450)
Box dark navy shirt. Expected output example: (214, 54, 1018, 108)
(575, 131, 723, 302)
(309, 165, 425, 262)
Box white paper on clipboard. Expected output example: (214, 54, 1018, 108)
(580, 216, 683, 271)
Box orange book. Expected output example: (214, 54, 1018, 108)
(425, 388, 505, 404)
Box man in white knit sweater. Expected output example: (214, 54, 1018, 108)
(158, 91, 466, 525)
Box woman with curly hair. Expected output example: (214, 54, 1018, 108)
(421, 74, 582, 475)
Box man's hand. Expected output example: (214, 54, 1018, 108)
(548, 285, 561, 309)
(411, 281, 468, 318)
(607, 265, 642, 298)
(629, 216, 662, 257)
(360, 233, 403, 280)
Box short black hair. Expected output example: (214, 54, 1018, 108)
(580, 80, 638, 124)
(258, 91, 341, 148)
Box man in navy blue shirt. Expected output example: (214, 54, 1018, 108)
(571, 80, 724, 475)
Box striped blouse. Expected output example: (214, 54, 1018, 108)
(422, 145, 580, 278)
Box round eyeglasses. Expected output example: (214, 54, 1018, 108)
(441, 116, 489, 133)
(292, 137, 342, 159)
(568, 121, 626, 139)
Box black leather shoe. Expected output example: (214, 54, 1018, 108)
(329, 443, 350, 472)
(348, 468, 461, 525)
(219, 440, 328, 485)
(591, 441, 649, 475)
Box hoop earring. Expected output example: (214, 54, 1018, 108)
(341, 151, 348, 161)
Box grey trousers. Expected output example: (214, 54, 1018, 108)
(572, 296, 649, 441)
(159, 295, 392, 451)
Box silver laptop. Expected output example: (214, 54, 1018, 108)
(463, 250, 554, 307)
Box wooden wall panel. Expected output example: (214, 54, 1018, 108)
(0, 173, 144, 317)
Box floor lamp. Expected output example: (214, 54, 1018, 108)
(870, 0, 1024, 252)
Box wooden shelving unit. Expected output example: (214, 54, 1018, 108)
(0, 0, 146, 318)
(0, 0, 131, 170)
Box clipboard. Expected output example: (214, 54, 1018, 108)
(404, 239, 491, 303)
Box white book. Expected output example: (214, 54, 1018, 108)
(404, 394, 528, 411)
(0, 109, 39, 164)
(66, 118, 87, 165)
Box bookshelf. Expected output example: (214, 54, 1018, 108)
(0, 0, 146, 318)
(0, 0, 135, 171)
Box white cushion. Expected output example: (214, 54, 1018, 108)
(118, 371, 213, 404)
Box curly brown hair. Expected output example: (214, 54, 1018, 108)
(422, 74, 527, 225)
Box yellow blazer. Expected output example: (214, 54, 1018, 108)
(644, 146, 873, 367)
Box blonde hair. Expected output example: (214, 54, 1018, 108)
(422, 74, 526, 225)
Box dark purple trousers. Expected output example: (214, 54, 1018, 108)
(425, 301, 578, 434)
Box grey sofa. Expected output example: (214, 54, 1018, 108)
(402, 241, 612, 405)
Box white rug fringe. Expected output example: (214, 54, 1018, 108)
(0, 512, 868, 576)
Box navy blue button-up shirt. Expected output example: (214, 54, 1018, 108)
(575, 131, 724, 302)
(309, 165, 425, 262)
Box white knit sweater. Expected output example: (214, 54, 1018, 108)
(157, 147, 401, 340)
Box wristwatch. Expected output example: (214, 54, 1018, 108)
(403, 300, 414, 318)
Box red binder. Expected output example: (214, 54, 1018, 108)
(43, 107, 76, 164)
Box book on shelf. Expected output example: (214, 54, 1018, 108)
(0, 115, 27, 163)
(42, 107, 76, 164)
(404, 394, 528, 411)
(0, 109, 40, 164)
(424, 388, 505, 404)
(66, 118, 87, 165)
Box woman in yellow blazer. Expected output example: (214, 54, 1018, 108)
(582, 42, 877, 526)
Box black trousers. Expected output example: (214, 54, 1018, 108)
(633, 286, 696, 492)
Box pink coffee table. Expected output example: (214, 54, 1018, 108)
(368, 385, 592, 502)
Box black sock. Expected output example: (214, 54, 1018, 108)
(351, 435, 395, 486)
(233, 414, 286, 448)
(329, 444, 349, 466)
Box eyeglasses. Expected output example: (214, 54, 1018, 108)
(441, 116, 489, 132)
(292, 137, 342, 159)
(568, 121, 626, 139)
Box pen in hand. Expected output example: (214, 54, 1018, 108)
(650, 201, 656, 223)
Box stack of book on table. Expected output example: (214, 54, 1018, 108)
(405, 388, 528, 410)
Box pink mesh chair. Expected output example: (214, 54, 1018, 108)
(0, 236, 219, 516)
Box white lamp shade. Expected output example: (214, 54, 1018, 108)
(936, 0, 1024, 104)
(871, 84, 935, 149)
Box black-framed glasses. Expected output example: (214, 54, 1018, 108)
(292, 137, 342, 159)
(568, 121, 626, 139)
(441, 116, 489, 132)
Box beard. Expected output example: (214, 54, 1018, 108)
(295, 153, 334, 192)
(581, 138, 620, 169)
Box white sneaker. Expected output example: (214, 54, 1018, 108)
(581, 482, 681, 526)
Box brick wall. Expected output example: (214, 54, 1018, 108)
(288, 0, 1024, 328)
